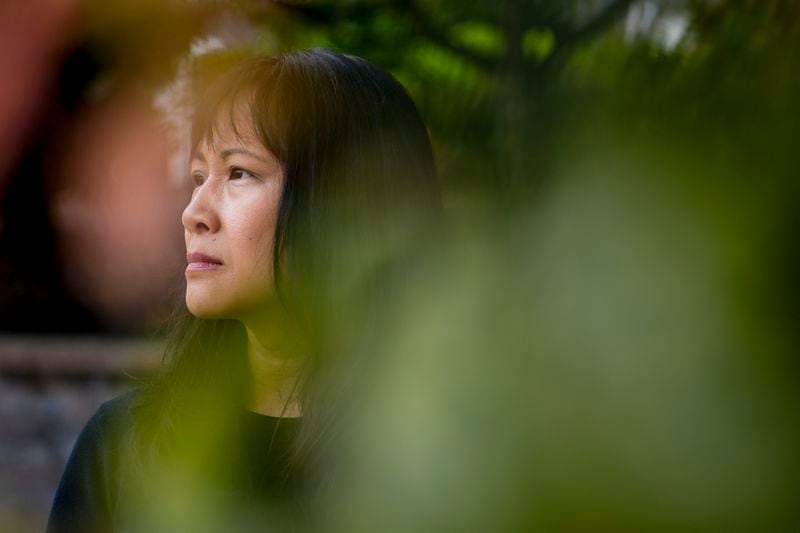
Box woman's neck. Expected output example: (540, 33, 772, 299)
(241, 310, 306, 418)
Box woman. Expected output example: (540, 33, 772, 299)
(47, 47, 443, 532)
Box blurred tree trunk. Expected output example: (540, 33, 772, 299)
(495, 0, 530, 206)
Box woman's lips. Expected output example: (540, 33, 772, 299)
(186, 252, 223, 272)
(186, 262, 223, 272)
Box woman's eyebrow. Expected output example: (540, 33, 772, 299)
(220, 147, 272, 165)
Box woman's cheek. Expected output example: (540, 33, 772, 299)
(229, 186, 283, 298)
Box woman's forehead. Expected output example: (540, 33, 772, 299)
(208, 116, 258, 145)
(191, 85, 284, 164)
(193, 110, 261, 156)
(194, 88, 256, 139)
(190, 121, 282, 174)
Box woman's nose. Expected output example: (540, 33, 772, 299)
(181, 182, 221, 234)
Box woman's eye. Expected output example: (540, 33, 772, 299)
(191, 173, 205, 187)
(229, 167, 254, 180)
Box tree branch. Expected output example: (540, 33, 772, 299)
(272, 0, 498, 71)
(569, 0, 634, 47)
(406, 0, 499, 72)
(540, 0, 634, 72)
(270, 1, 336, 25)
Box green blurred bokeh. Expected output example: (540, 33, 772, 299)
(18, 0, 800, 530)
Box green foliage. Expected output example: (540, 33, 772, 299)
(522, 27, 555, 60)
(449, 21, 505, 57)
(246, 1, 800, 528)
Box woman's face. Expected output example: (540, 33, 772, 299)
(182, 111, 284, 319)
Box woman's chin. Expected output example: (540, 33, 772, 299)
(185, 298, 232, 319)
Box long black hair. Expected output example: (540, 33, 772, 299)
(130, 47, 444, 501)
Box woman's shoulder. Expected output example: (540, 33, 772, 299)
(56, 385, 152, 488)
(47, 385, 151, 532)
(95, 385, 148, 420)
(65, 385, 150, 470)
(79, 385, 148, 441)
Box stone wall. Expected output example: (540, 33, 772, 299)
(0, 336, 161, 532)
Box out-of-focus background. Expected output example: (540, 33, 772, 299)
(2, 0, 799, 531)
